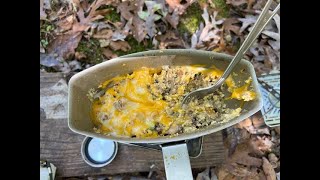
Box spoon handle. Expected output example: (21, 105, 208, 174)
(216, 0, 280, 87)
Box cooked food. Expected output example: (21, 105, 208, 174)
(88, 65, 256, 138)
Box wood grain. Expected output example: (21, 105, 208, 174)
(40, 73, 225, 177)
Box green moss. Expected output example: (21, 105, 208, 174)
(114, 36, 153, 56)
(40, 21, 55, 48)
(76, 39, 104, 64)
(213, 0, 230, 18)
(178, 3, 204, 35)
(104, 6, 121, 22)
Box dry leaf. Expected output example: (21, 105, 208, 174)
(165, 9, 180, 28)
(56, 15, 75, 32)
(132, 17, 148, 42)
(200, 9, 223, 42)
(102, 48, 117, 59)
(223, 18, 240, 35)
(252, 61, 272, 75)
(111, 31, 127, 41)
(40, 0, 47, 20)
(109, 41, 131, 52)
(47, 32, 82, 60)
(239, 15, 258, 33)
(156, 31, 185, 49)
(75, 51, 87, 60)
(249, 135, 273, 155)
(226, 0, 247, 6)
(252, 113, 266, 128)
(225, 163, 258, 177)
(91, 22, 112, 32)
(72, 0, 112, 33)
(99, 39, 110, 48)
(262, 157, 276, 180)
(228, 143, 263, 167)
(265, 46, 280, 70)
(117, 1, 136, 21)
(93, 29, 113, 39)
(117, 0, 146, 42)
(166, 0, 191, 15)
(43, 0, 52, 10)
(145, 1, 163, 38)
(253, 0, 267, 10)
(217, 167, 230, 180)
(238, 118, 252, 128)
(191, 23, 204, 49)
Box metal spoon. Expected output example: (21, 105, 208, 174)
(182, 0, 280, 105)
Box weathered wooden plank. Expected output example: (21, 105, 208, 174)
(40, 118, 224, 177)
(40, 73, 225, 177)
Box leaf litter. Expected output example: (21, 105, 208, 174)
(40, 1, 280, 178)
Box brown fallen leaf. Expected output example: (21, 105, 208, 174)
(117, 0, 147, 42)
(102, 48, 118, 59)
(213, 27, 226, 52)
(167, 0, 195, 14)
(132, 16, 147, 43)
(257, 171, 267, 180)
(109, 41, 131, 52)
(156, 31, 185, 49)
(238, 118, 252, 129)
(56, 15, 75, 32)
(217, 166, 230, 180)
(274, 127, 280, 135)
(265, 46, 280, 71)
(267, 153, 278, 169)
(252, 61, 272, 75)
(144, 1, 163, 38)
(228, 143, 263, 167)
(251, 113, 265, 128)
(247, 0, 255, 10)
(262, 157, 276, 180)
(253, 0, 267, 10)
(223, 18, 241, 35)
(72, 0, 112, 33)
(92, 29, 113, 39)
(249, 135, 273, 155)
(165, 9, 180, 28)
(117, 1, 136, 21)
(47, 32, 82, 60)
(99, 39, 110, 48)
(226, 0, 247, 6)
(75, 51, 87, 60)
(225, 163, 258, 177)
(223, 174, 237, 180)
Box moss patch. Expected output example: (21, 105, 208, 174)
(178, 3, 204, 35)
(104, 6, 121, 22)
(213, 0, 230, 18)
(76, 39, 104, 64)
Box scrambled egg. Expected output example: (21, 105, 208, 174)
(90, 65, 256, 138)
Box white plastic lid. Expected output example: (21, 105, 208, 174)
(81, 137, 118, 167)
